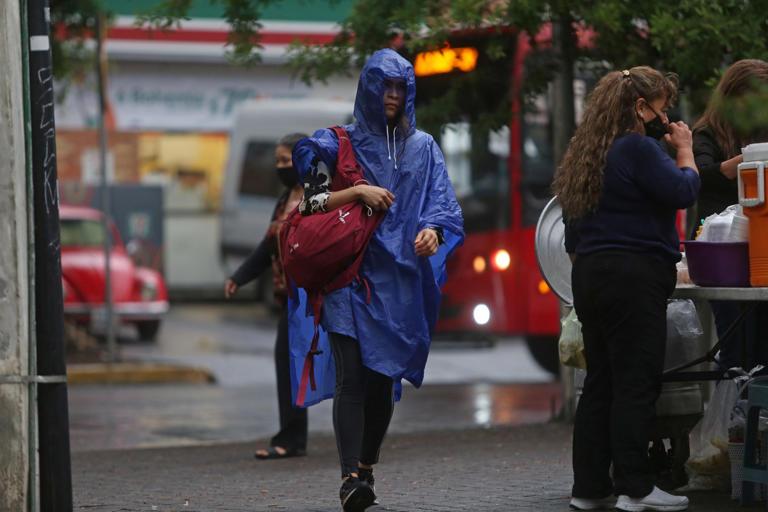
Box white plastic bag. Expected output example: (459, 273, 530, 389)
(559, 308, 586, 369)
(684, 379, 739, 491)
(665, 300, 704, 370)
(684, 367, 767, 491)
(698, 204, 749, 242)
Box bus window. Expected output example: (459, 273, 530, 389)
(520, 92, 556, 227)
(238, 140, 282, 198)
(440, 122, 510, 233)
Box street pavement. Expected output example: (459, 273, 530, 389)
(73, 423, 746, 512)
(68, 303, 556, 451)
(70, 303, 742, 510)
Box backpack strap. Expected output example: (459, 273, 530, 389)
(330, 126, 365, 188)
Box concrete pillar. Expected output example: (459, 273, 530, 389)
(0, 0, 31, 510)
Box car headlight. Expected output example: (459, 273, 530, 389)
(140, 281, 158, 301)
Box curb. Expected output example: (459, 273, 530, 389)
(67, 363, 216, 385)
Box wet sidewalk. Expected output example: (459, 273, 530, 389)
(73, 422, 743, 512)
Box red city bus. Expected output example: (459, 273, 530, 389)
(413, 28, 597, 375)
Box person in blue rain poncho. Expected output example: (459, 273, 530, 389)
(290, 48, 464, 511)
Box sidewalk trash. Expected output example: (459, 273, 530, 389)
(558, 308, 586, 369)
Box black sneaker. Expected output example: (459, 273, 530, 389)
(340, 476, 375, 512)
(357, 468, 378, 504)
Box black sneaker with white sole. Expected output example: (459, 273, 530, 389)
(357, 468, 379, 505)
(340, 476, 376, 512)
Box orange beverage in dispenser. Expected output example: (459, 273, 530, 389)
(738, 144, 768, 286)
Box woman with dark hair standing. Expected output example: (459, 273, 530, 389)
(224, 132, 310, 460)
(692, 59, 768, 370)
(555, 67, 700, 511)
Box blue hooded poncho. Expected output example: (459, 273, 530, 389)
(288, 49, 465, 406)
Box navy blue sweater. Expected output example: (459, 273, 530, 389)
(564, 133, 701, 263)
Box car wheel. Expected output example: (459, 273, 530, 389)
(525, 335, 561, 377)
(136, 320, 161, 342)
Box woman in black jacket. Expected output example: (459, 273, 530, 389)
(224, 132, 309, 459)
(692, 59, 768, 369)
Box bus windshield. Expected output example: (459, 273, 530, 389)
(438, 91, 556, 233)
(520, 92, 556, 227)
(440, 123, 510, 233)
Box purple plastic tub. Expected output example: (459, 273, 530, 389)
(683, 240, 750, 287)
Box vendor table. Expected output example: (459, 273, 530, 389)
(665, 285, 768, 382)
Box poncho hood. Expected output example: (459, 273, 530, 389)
(353, 48, 417, 137)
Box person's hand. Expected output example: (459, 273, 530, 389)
(664, 121, 693, 152)
(224, 279, 238, 299)
(415, 228, 439, 257)
(356, 185, 395, 211)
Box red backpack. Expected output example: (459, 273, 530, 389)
(279, 126, 384, 405)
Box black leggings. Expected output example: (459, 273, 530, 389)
(330, 333, 395, 477)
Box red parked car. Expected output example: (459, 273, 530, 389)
(60, 204, 169, 341)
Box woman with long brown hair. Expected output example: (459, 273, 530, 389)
(556, 66, 700, 512)
(693, 59, 768, 370)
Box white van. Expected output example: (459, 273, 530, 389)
(220, 97, 353, 299)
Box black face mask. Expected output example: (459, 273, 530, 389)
(642, 107, 669, 140)
(276, 166, 299, 188)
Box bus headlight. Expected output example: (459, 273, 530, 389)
(472, 304, 491, 325)
(491, 249, 511, 271)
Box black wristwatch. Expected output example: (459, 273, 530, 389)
(427, 226, 445, 246)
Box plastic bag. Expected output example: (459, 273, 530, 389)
(684, 367, 766, 491)
(684, 378, 739, 491)
(665, 299, 704, 370)
(697, 204, 749, 242)
(559, 308, 586, 369)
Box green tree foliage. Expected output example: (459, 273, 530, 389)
(52, 0, 768, 127)
(287, 0, 768, 128)
(50, 0, 103, 83)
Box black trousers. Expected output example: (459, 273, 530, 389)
(270, 309, 308, 451)
(330, 333, 395, 477)
(571, 251, 676, 498)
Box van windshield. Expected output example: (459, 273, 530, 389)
(238, 141, 282, 198)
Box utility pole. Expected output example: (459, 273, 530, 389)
(552, 13, 576, 167)
(27, 0, 74, 510)
(0, 0, 32, 510)
(552, 13, 578, 422)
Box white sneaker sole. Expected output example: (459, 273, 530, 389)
(615, 502, 688, 512)
(570, 498, 615, 510)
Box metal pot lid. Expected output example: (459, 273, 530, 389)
(535, 196, 573, 305)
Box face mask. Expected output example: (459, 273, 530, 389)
(641, 104, 669, 140)
(643, 115, 669, 140)
(276, 166, 299, 188)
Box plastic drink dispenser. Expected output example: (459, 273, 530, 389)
(738, 143, 768, 286)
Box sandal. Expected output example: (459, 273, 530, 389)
(254, 446, 306, 460)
